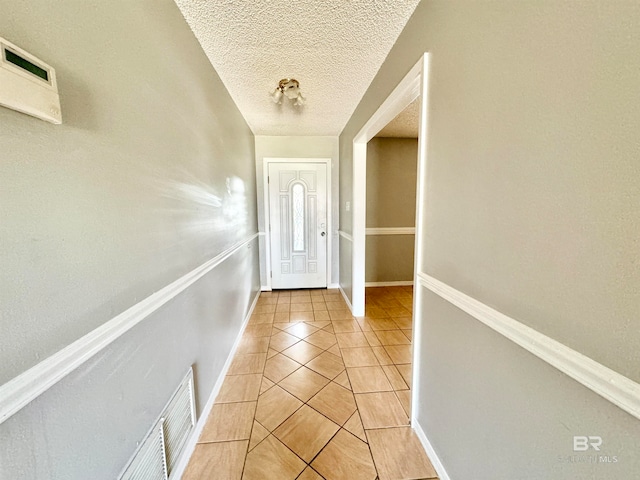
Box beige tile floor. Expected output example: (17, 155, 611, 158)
(184, 286, 438, 480)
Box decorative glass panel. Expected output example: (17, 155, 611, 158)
(292, 183, 305, 252)
(280, 196, 290, 259)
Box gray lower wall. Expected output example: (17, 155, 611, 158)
(417, 288, 640, 479)
(0, 0, 260, 478)
(0, 241, 260, 479)
(339, 1, 640, 477)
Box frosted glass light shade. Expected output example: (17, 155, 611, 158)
(284, 86, 299, 99)
(271, 88, 283, 103)
(294, 93, 305, 106)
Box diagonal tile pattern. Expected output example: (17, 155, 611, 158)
(278, 366, 330, 402)
(307, 381, 357, 426)
(274, 405, 340, 462)
(183, 286, 439, 480)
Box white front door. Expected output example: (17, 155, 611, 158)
(268, 162, 327, 289)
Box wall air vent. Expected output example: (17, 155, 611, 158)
(119, 421, 168, 480)
(119, 369, 196, 480)
(0, 36, 61, 123)
(163, 370, 196, 475)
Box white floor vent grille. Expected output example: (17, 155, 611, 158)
(119, 369, 196, 480)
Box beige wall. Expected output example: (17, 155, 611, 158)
(365, 137, 417, 283)
(366, 138, 418, 227)
(0, 1, 259, 478)
(366, 235, 415, 283)
(339, 1, 640, 478)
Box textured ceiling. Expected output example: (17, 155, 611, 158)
(174, 0, 421, 136)
(376, 98, 419, 138)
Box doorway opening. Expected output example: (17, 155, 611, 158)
(350, 53, 430, 423)
(365, 100, 419, 290)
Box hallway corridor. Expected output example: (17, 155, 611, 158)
(183, 287, 437, 480)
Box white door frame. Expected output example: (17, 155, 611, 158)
(263, 157, 332, 290)
(351, 53, 430, 423)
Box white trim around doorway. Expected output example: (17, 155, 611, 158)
(262, 157, 332, 291)
(351, 55, 426, 317)
(349, 52, 431, 435)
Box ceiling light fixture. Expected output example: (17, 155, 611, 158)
(271, 78, 305, 106)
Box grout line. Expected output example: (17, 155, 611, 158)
(225, 289, 415, 479)
(304, 426, 346, 469)
(245, 422, 268, 455)
(363, 427, 382, 477)
(238, 291, 279, 480)
(265, 431, 309, 473)
(276, 298, 367, 474)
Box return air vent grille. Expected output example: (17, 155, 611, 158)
(118, 369, 196, 480)
(119, 421, 167, 480)
(163, 373, 196, 475)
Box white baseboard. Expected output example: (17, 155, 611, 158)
(413, 419, 451, 480)
(364, 281, 414, 287)
(171, 289, 260, 480)
(262, 285, 338, 291)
